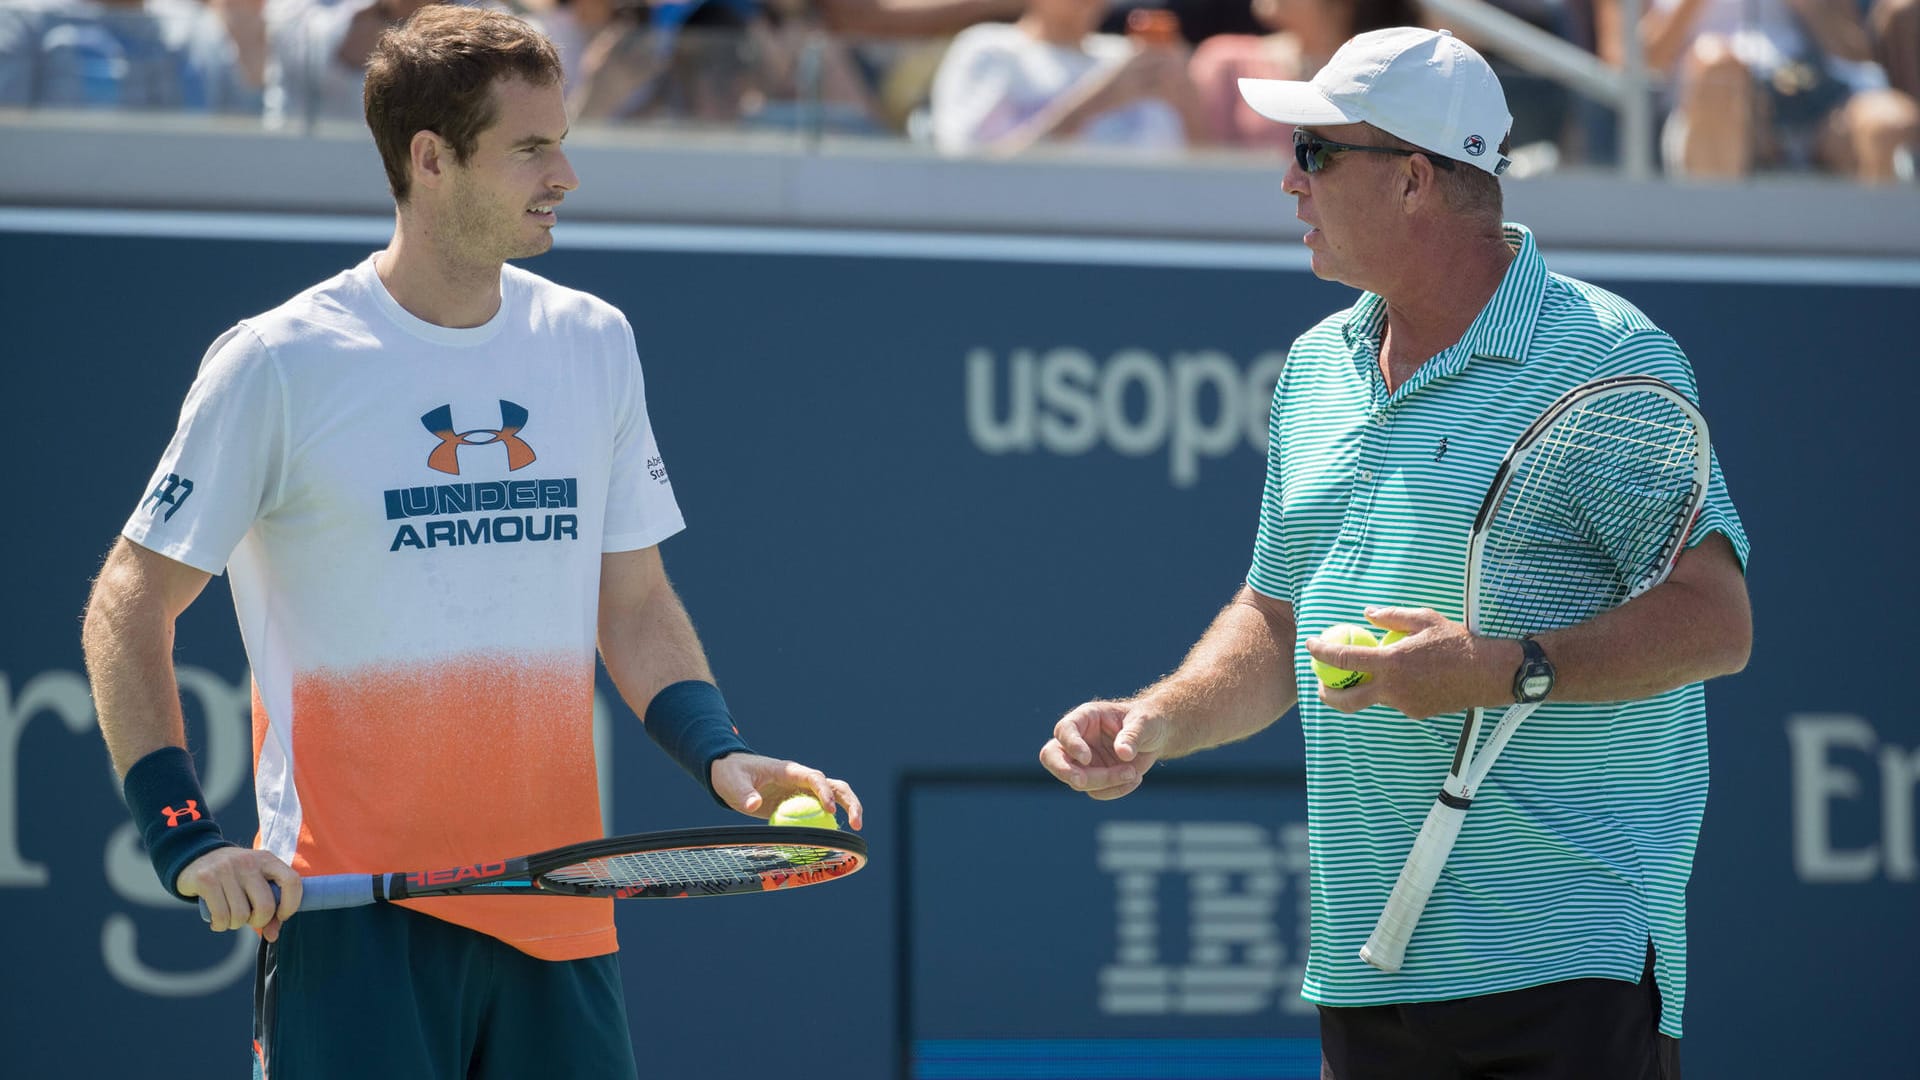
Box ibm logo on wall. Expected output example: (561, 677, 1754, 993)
(1097, 821, 1314, 1016)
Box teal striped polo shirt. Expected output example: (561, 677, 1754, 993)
(1247, 223, 1749, 1038)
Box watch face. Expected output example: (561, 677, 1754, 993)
(1521, 673, 1552, 699)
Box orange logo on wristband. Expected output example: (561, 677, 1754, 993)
(161, 801, 203, 826)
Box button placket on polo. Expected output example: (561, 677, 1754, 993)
(1336, 352, 1396, 548)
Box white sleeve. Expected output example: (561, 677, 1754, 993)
(602, 318, 686, 553)
(122, 325, 288, 574)
(930, 30, 1023, 154)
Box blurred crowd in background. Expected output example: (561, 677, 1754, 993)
(0, 0, 1915, 179)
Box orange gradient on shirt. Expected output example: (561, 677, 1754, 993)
(272, 652, 614, 960)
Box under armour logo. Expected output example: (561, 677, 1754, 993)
(143, 473, 194, 522)
(161, 801, 202, 827)
(421, 401, 537, 476)
(1433, 437, 1450, 462)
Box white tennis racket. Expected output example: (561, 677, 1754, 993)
(1359, 375, 1712, 974)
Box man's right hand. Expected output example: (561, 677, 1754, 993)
(1039, 700, 1170, 800)
(178, 847, 302, 940)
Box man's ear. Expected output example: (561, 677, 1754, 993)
(409, 130, 450, 192)
(1400, 154, 1440, 214)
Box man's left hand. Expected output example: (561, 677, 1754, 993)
(710, 753, 864, 830)
(1304, 606, 1518, 719)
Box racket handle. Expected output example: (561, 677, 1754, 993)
(195, 874, 379, 922)
(1360, 795, 1468, 974)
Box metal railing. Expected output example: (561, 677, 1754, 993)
(1421, 0, 1657, 180)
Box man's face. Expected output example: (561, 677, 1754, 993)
(439, 76, 578, 266)
(1283, 123, 1405, 290)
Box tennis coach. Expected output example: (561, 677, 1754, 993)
(1039, 26, 1751, 1079)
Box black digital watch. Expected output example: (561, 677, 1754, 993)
(1513, 636, 1554, 704)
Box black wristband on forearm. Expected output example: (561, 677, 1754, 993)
(643, 680, 754, 807)
(122, 745, 237, 901)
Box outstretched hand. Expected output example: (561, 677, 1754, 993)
(1038, 700, 1171, 800)
(710, 753, 864, 830)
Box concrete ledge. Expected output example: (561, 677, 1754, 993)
(2, 109, 1916, 256)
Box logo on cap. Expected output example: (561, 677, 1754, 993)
(1463, 135, 1487, 157)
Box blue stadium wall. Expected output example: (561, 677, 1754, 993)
(2, 215, 1914, 1079)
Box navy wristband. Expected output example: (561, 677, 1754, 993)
(643, 680, 754, 806)
(122, 745, 237, 901)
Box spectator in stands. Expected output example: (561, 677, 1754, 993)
(1097, 0, 1263, 43)
(190, 0, 268, 107)
(1870, 0, 1917, 102)
(740, 0, 886, 132)
(0, 0, 262, 109)
(929, 0, 1209, 153)
(815, 0, 1022, 36)
(814, 0, 1029, 138)
(567, 0, 1035, 134)
(1188, 0, 1419, 151)
(570, 0, 1030, 131)
(518, 0, 617, 96)
(1453, 0, 1582, 153)
(265, 0, 438, 127)
(568, 0, 759, 123)
(1596, 0, 1920, 180)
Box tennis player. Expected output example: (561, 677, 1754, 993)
(79, 7, 861, 1077)
(1038, 28, 1750, 1079)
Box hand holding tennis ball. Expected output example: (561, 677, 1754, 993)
(1311, 623, 1379, 689)
(770, 793, 840, 830)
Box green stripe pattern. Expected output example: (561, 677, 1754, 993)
(1246, 224, 1749, 1039)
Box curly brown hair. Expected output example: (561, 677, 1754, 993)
(363, 5, 563, 203)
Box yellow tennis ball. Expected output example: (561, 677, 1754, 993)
(1312, 623, 1379, 689)
(1379, 629, 1408, 647)
(771, 794, 839, 830)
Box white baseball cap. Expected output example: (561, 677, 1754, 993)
(1238, 27, 1513, 176)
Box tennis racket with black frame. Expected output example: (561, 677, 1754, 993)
(198, 824, 867, 922)
(1359, 374, 1712, 974)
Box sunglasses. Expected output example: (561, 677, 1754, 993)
(1293, 129, 1457, 175)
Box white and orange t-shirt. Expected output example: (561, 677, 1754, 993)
(122, 255, 684, 960)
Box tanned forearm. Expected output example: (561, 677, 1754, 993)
(81, 541, 212, 776)
(1529, 533, 1751, 703)
(595, 547, 716, 711)
(1137, 587, 1299, 759)
(1638, 0, 1714, 72)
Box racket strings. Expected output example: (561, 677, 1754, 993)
(544, 844, 849, 890)
(1547, 404, 1698, 452)
(1473, 391, 1702, 640)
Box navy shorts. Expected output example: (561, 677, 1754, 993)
(252, 903, 637, 1080)
(1318, 944, 1680, 1080)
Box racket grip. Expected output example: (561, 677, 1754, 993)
(196, 874, 378, 923)
(198, 882, 280, 924)
(299, 873, 379, 910)
(1360, 796, 1468, 974)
